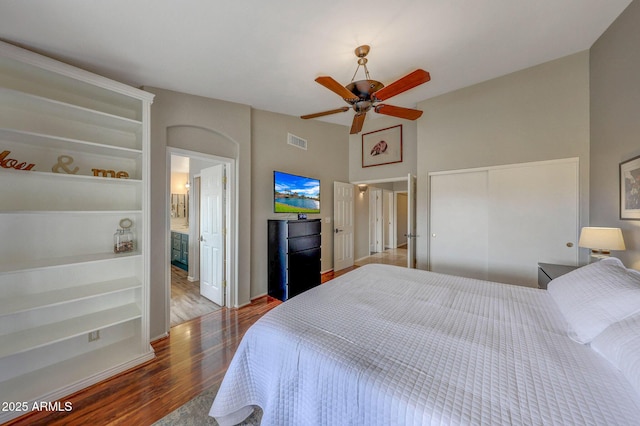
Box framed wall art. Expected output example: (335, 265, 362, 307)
(620, 154, 640, 220)
(362, 125, 402, 168)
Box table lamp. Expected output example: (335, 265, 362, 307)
(578, 227, 626, 261)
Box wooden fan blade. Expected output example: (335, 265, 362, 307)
(372, 69, 430, 102)
(301, 106, 350, 119)
(350, 113, 366, 134)
(315, 76, 359, 102)
(375, 104, 423, 120)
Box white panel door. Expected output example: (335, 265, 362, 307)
(333, 182, 354, 271)
(429, 171, 489, 279)
(200, 164, 225, 305)
(487, 160, 578, 286)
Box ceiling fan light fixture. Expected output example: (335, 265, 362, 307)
(301, 45, 430, 134)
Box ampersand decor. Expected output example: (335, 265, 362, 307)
(52, 155, 79, 174)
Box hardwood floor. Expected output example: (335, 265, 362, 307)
(4, 297, 280, 426)
(3, 271, 341, 426)
(355, 247, 408, 267)
(170, 265, 220, 327)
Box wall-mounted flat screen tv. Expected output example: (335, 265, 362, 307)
(274, 171, 320, 214)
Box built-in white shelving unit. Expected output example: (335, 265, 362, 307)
(0, 40, 154, 423)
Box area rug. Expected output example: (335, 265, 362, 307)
(152, 382, 261, 426)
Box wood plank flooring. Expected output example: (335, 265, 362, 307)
(170, 265, 220, 327)
(355, 247, 408, 267)
(3, 271, 347, 426)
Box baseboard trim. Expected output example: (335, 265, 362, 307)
(151, 332, 169, 344)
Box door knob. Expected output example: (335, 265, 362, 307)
(199, 235, 204, 242)
(566, 242, 573, 247)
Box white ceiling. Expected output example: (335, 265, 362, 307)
(0, 0, 632, 128)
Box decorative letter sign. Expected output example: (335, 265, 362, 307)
(91, 169, 129, 179)
(0, 150, 36, 171)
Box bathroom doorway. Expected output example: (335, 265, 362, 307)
(168, 151, 233, 327)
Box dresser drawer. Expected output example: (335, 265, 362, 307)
(268, 219, 321, 302)
(288, 220, 321, 238)
(288, 234, 320, 253)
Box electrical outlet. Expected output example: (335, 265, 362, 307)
(88, 330, 100, 342)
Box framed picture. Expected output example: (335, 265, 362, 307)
(620, 155, 640, 220)
(362, 125, 403, 168)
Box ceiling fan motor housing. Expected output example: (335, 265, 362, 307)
(346, 80, 384, 113)
(345, 80, 384, 102)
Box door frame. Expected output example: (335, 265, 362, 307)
(407, 173, 417, 269)
(166, 147, 236, 325)
(190, 175, 201, 282)
(383, 189, 394, 249)
(369, 188, 383, 253)
(353, 177, 415, 266)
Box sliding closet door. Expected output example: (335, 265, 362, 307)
(487, 160, 578, 286)
(429, 158, 579, 288)
(430, 171, 489, 279)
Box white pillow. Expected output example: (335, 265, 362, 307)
(547, 257, 640, 344)
(591, 313, 640, 396)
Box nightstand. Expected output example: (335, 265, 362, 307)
(537, 262, 579, 289)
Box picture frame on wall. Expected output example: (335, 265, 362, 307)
(362, 125, 402, 168)
(620, 154, 640, 220)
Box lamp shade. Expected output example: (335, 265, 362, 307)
(578, 227, 626, 251)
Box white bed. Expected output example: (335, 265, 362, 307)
(210, 260, 640, 425)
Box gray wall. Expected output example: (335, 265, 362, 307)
(145, 86, 252, 340)
(590, 0, 640, 269)
(349, 116, 417, 261)
(349, 116, 417, 183)
(251, 109, 349, 296)
(415, 51, 591, 269)
(146, 89, 348, 339)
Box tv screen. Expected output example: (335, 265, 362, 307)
(274, 171, 320, 214)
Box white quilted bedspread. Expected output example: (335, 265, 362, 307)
(210, 264, 640, 425)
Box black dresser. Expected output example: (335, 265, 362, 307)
(268, 219, 321, 301)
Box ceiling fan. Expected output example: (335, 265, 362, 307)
(301, 45, 431, 134)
